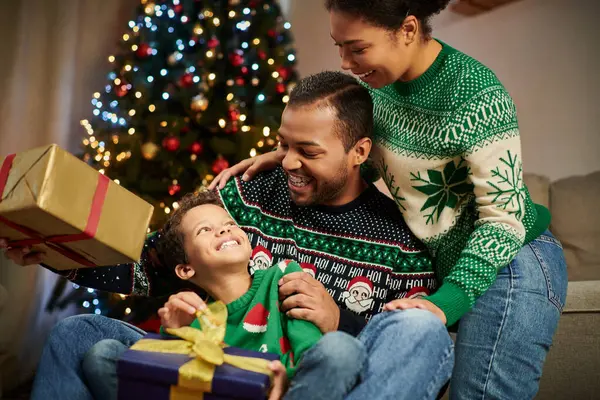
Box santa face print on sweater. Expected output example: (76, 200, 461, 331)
(300, 262, 317, 279)
(341, 276, 375, 314)
(249, 245, 273, 275)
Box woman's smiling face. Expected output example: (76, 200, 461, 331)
(329, 10, 418, 89)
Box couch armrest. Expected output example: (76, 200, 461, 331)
(564, 280, 600, 313)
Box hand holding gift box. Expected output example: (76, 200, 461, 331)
(0, 144, 153, 269)
(118, 301, 278, 400)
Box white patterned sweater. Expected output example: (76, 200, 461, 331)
(366, 41, 550, 325)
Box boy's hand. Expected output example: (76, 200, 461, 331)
(0, 239, 45, 266)
(267, 360, 288, 400)
(384, 298, 447, 325)
(158, 291, 207, 329)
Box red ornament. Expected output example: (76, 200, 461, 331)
(267, 29, 277, 38)
(115, 84, 129, 97)
(207, 38, 220, 49)
(212, 156, 230, 174)
(168, 184, 181, 196)
(179, 73, 194, 88)
(229, 53, 244, 67)
(228, 107, 240, 121)
(241, 66, 249, 75)
(180, 126, 190, 134)
(162, 136, 180, 152)
(277, 66, 290, 81)
(235, 77, 245, 86)
(258, 50, 267, 60)
(276, 83, 286, 94)
(173, 4, 183, 13)
(189, 141, 203, 154)
(136, 43, 152, 58)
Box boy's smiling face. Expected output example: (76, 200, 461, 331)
(178, 204, 252, 275)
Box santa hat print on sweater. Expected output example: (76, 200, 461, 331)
(406, 286, 430, 299)
(280, 336, 294, 367)
(251, 246, 272, 263)
(347, 276, 374, 295)
(243, 303, 270, 333)
(300, 262, 317, 278)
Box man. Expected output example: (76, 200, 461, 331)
(1, 72, 451, 400)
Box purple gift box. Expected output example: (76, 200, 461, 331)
(117, 333, 279, 400)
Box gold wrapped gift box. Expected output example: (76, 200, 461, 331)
(0, 144, 153, 270)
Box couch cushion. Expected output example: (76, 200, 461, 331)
(523, 173, 550, 209)
(550, 171, 600, 281)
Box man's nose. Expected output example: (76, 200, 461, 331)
(282, 151, 301, 171)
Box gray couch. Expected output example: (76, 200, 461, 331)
(527, 171, 600, 399)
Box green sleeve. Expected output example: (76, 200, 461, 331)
(280, 261, 323, 378)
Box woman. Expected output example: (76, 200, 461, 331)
(211, 0, 568, 398)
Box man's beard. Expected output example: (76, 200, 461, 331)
(291, 164, 349, 206)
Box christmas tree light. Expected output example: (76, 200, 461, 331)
(58, 0, 299, 324)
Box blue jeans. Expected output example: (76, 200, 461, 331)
(450, 230, 568, 399)
(30, 314, 145, 400)
(286, 309, 454, 400)
(78, 309, 453, 400)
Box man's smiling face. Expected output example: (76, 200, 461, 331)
(277, 104, 355, 207)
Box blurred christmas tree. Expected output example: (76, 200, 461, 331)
(80, 0, 297, 230)
(52, 0, 298, 326)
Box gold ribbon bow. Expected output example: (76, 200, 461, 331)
(130, 301, 274, 398)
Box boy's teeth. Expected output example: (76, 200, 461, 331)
(219, 240, 239, 250)
(358, 70, 374, 79)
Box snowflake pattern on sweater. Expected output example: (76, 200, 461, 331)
(364, 40, 550, 325)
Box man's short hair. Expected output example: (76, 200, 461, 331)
(287, 71, 373, 152)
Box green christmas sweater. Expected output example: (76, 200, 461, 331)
(366, 41, 550, 326)
(189, 260, 322, 378)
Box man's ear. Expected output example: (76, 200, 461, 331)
(175, 264, 196, 280)
(352, 137, 372, 166)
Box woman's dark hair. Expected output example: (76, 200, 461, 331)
(325, 0, 451, 37)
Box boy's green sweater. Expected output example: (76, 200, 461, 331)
(189, 260, 322, 378)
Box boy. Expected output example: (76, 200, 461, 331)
(83, 190, 453, 400)
(154, 190, 322, 395)
(84, 191, 365, 400)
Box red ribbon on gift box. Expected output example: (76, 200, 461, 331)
(0, 153, 109, 267)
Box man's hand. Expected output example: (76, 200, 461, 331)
(0, 239, 44, 266)
(278, 272, 340, 333)
(267, 360, 288, 400)
(208, 150, 284, 190)
(158, 291, 207, 329)
(384, 298, 447, 325)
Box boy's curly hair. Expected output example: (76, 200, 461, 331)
(158, 190, 224, 271)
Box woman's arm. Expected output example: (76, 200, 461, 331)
(425, 89, 530, 326)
